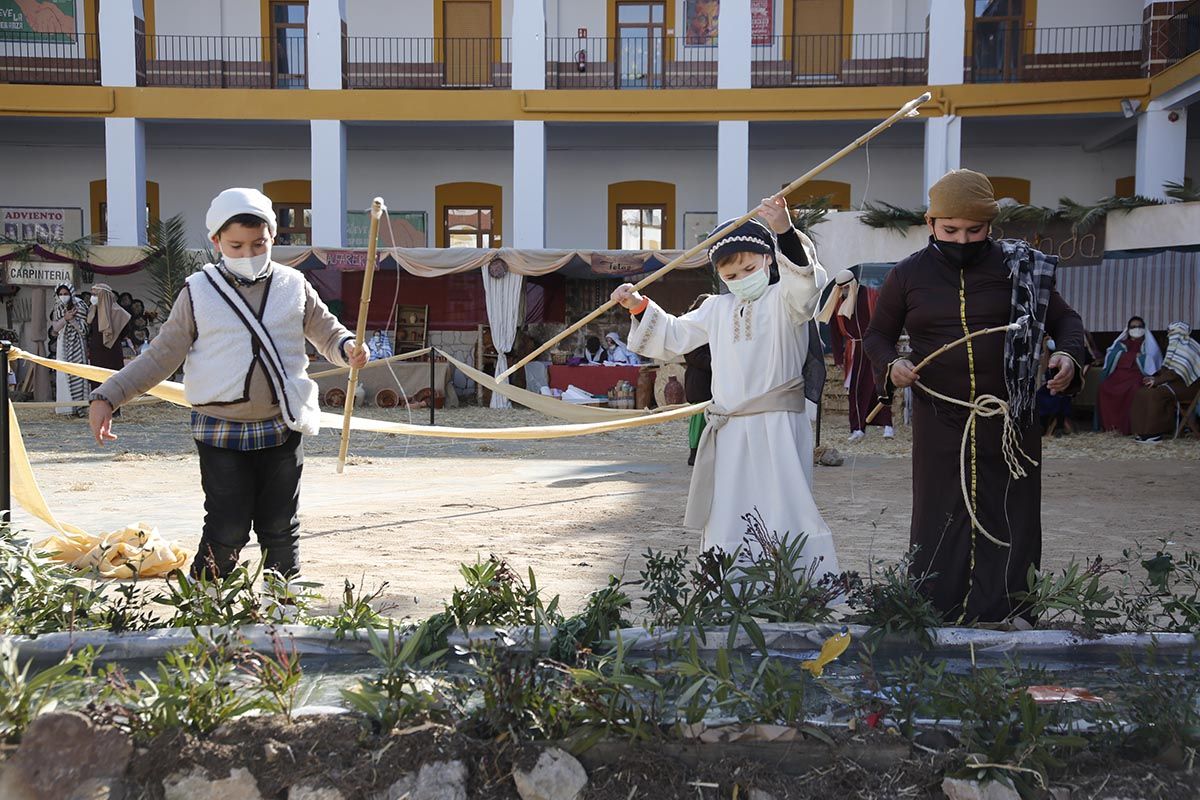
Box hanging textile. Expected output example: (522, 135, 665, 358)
(482, 266, 524, 409)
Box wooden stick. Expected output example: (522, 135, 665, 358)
(864, 322, 1018, 425)
(336, 197, 385, 474)
(496, 91, 933, 382)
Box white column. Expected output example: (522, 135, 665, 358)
(512, 0, 546, 90)
(307, 0, 347, 90)
(717, 121, 750, 223)
(717, 0, 751, 89)
(1135, 106, 1188, 200)
(311, 120, 347, 247)
(927, 0, 967, 86)
(512, 121, 546, 248)
(104, 118, 147, 246)
(99, 0, 138, 87)
(923, 116, 961, 201)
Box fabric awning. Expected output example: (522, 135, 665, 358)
(1049, 248, 1200, 332)
(0, 244, 151, 276)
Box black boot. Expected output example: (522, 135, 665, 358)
(687, 447, 697, 467)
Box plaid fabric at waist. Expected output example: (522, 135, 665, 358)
(190, 412, 291, 451)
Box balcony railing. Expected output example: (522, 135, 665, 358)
(136, 34, 307, 88)
(751, 32, 927, 87)
(1160, 0, 1200, 71)
(967, 24, 1143, 83)
(345, 37, 511, 88)
(0, 31, 100, 85)
(546, 36, 717, 89)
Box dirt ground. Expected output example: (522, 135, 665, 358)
(13, 402, 1200, 616)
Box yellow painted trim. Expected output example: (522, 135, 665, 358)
(1114, 176, 1135, 198)
(83, 0, 98, 61)
(0, 80, 1160, 122)
(786, 179, 851, 210)
(1149, 49, 1200, 103)
(262, 179, 312, 205)
(782, 1, 854, 65)
(261, 0, 271, 56)
(986, 176, 1030, 204)
(89, 179, 161, 236)
(143, 0, 156, 59)
(608, 180, 675, 249)
(435, 182, 503, 247)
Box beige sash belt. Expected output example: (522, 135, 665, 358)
(684, 377, 806, 529)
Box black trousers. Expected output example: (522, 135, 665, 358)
(191, 431, 304, 580)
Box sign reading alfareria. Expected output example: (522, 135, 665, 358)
(0, 1, 77, 41)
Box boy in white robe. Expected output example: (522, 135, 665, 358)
(610, 206, 838, 576)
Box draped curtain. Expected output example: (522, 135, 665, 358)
(482, 266, 524, 409)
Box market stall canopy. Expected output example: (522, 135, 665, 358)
(271, 246, 711, 279)
(0, 243, 150, 275)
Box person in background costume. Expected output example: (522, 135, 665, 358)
(48, 283, 89, 416)
(864, 169, 1088, 623)
(605, 332, 641, 365)
(1098, 316, 1161, 436)
(683, 293, 713, 466)
(582, 335, 608, 365)
(1129, 321, 1200, 442)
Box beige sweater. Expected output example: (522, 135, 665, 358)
(92, 267, 352, 422)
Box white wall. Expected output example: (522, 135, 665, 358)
(0, 143, 104, 233)
(854, 0, 928, 35)
(1034, 0, 1143, 29)
(751, 141, 928, 209)
(549, 0, 607, 38)
(153, 0, 224, 36)
(961, 142, 1137, 206)
(221, 0, 262, 38)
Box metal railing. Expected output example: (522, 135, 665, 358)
(750, 32, 927, 87)
(345, 37, 511, 88)
(967, 24, 1143, 83)
(0, 31, 100, 85)
(136, 34, 307, 88)
(546, 36, 717, 89)
(1161, 0, 1200, 70)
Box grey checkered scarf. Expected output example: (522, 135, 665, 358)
(1001, 239, 1057, 423)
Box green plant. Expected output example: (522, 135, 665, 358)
(143, 214, 203, 317)
(339, 620, 454, 732)
(241, 631, 304, 723)
(859, 201, 927, 232)
(1009, 557, 1118, 632)
(549, 575, 633, 663)
(1165, 178, 1200, 202)
(1057, 194, 1162, 235)
(564, 633, 669, 749)
(313, 578, 394, 637)
(789, 195, 833, 236)
(1111, 540, 1200, 633)
(470, 646, 575, 741)
(100, 633, 266, 738)
(0, 527, 108, 635)
(259, 571, 321, 625)
(0, 641, 97, 743)
(1099, 646, 1200, 759)
(155, 561, 266, 629)
(638, 547, 692, 629)
(845, 550, 943, 646)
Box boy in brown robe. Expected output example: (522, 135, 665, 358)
(863, 170, 1088, 623)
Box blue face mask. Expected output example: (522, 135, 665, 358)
(725, 262, 769, 302)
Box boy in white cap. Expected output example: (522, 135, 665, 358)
(88, 187, 367, 580)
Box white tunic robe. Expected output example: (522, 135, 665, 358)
(628, 253, 839, 578)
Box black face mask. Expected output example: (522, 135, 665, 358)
(932, 236, 990, 268)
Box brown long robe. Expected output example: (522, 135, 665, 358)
(1131, 368, 1200, 438)
(863, 239, 1087, 623)
(830, 287, 892, 430)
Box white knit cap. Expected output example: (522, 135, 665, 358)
(205, 187, 278, 240)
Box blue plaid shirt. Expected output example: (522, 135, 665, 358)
(190, 412, 291, 451)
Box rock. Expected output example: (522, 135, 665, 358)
(512, 748, 587, 800)
(748, 790, 779, 800)
(68, 778, 127, 800)
(941, 777, 1020, 800)
(0, 712, 132, 800)
(814, 446, 844, 466)
(377, 760, 468, 800)
(163, 767, 264, 800)
(289, 787, 346, 800)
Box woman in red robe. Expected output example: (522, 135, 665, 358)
(1097, 317, 1161, 435)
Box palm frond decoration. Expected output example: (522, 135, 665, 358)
(789, 195, 833, 238)
(859, 201, 927, 233)
(1057, 194, 1162, 235)
(143, 215, 203, 317)
(1165, 179, 1200, 202)
(0, 232, 104, 266)
(994, 202, 1060, 229)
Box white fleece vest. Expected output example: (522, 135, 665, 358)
(183, 264, 320, 435)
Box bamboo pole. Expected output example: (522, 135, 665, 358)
(496, 91, 933, 383)
(336, 197, 385, 474)
(864, 322, 1021, 425)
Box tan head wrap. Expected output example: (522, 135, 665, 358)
(86, 283, 131, 349)
(926, 169, 1000, 222)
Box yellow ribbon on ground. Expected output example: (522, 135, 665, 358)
(7, 400, 190, 578)
(9, 348, 707, 438)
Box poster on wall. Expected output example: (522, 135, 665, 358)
(683, 212, 717, 248)
(0, 0, 76, 41)
(1, 206, 83, 242)
(346, 210, 427, 248)
(751, 0, 773, 46)
(683, 1, 774, 47)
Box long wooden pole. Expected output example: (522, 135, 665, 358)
(496, 91, 933, 383)
(336, 197, 385, 474)
(864, 322, 1020, 425)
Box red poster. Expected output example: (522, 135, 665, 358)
(751, 0, 773, 46)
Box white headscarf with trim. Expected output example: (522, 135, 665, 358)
(1162, 322, 1200, 386)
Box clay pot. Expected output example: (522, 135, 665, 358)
(636, 369, 657, 408)
(375, 388, 399, 408)
(324, 387, 346, 407)
(663, 375, 686, 406)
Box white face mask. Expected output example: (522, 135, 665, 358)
(725, 260, 770, 303)
(56, 294, 71, 305)
(1128, 327, 1146, 339)
(221, 245, 272, 281)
